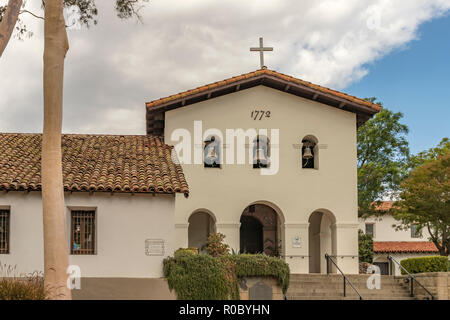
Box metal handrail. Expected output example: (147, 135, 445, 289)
(325, 253, 363, 300)
(387, 255, 435, 300)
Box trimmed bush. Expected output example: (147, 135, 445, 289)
(400, 256, 449, 274)
(174, 248, 198, 257)
(163, 253, 290, 300)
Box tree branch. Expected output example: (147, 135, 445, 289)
(19, 9, 45, 20)
(0, 0, 23, 57)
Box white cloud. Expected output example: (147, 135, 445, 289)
(0, 0, 449, 134)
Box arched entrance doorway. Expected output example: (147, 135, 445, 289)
(240, 204, 281, 256)
(188, 211, 216, 253)
(240, 216, 263, 254)
(308, 209, 337, 273)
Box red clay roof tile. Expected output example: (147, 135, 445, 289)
(0, 133, 189, 195)
(373, 242, 439, 253)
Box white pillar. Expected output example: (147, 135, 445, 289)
(333, 222, 359, 274)
(174, 223, 189, 250)
(283, 222, 309, 274)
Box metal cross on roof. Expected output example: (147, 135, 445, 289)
(250, 37, 273, 69)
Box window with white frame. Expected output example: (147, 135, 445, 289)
(365, 223, 375, 237)
(410, 224, 421, 238)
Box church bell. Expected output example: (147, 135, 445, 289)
(254, 147, 268, 164)
(205, 145, 218, 163)
(302, 146, 313, 159)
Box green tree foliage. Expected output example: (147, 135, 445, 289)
(393, 152, 450, 256)
(358, 229, 373, 263)
(408, 137, 450, 169)
(357, 99, 409, 216)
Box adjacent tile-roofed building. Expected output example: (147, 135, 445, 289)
(374, 201, 395, 212)
(374, 241, 439, 253)
(0, 133, 189, 195)
(145, 68, 382, 136)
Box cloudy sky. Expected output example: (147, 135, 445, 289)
(1, 0, 449, 153)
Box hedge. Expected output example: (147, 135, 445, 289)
(220, 254, 290, 294)
(400, 256, 449, 275)
(163, 253, 290, 300)
(163, 254, 239, 300)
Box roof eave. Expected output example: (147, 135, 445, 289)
(146, 74, 380, 121)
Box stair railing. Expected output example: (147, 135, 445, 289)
(325, 253, 363, 300)
(387, 255, 435, 300)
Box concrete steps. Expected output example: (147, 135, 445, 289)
(286, 274, 416, 300)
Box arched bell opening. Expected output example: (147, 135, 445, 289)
(253, 135, 270, 169)
(302, 135, 319, 169)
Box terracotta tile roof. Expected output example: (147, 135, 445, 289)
(375, 201, 395, 212)
(374, 242, 439, 253)
(145, 68, 382, 113)
(0, 133, 189, 195)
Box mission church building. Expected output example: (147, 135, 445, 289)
(0, 65, 380, 297)
(148, 68, 380, 275)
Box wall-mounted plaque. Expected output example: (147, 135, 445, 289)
(292, 236, 302, 248)
(145, 239, 165, 256)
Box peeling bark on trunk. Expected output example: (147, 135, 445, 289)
(43, 0, 71, 300)
(0, 0, 23, 57)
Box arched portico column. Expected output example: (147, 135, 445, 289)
(283, 222, 309, 274)
(174, 223, 189, 250)
(332, 222, 359, 274)
(216, 222, 241, 253)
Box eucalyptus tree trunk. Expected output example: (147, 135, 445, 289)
(0, 0, 22, 57)
(42, 0, 71, 300)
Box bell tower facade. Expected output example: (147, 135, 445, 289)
(146, 69, 380, 274)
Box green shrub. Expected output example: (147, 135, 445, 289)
(163, 253, 290, 299)
(222, 254, 290, 293)
(174, 248, 198, 257)
(0, 264, 47, 300)
(358, 229, 373, 263)
(400, 256, 449, 274)
(205, 232, 230, 257)
(163, 254, 239, 300)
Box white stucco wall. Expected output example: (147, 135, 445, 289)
(358, 214, 431, 241)
(0, 191, 174, 278)
(166, 86, 360, 274)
